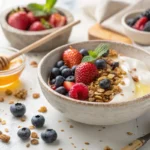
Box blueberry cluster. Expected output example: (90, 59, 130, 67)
(50, 49, 89, 95)
(10, 103, 57, 143)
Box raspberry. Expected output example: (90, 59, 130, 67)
(69, 83, 89, 100)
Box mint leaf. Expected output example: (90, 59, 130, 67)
(95, 43, 110, 56)
(88, 50, 97, 58)
(32, 10, 48, 17)
(44, 0, 57, 12)
(27, 3, 44, 11)
(82, 56, 95, 63)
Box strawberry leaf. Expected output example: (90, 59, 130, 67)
(41, 18, 51, 29)
(88, 50, 97, 58)
(82, 56, 95, 63)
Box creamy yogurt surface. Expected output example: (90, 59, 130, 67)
(110, 56, 150, 103)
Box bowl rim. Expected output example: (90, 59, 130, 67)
(0, 46, 25, 75)
(38, 40, 150, 107)
(0, 6, 74, 35)
(122, 9, 150, 35)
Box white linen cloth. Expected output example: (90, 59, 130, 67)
(81, 0, 150, 34)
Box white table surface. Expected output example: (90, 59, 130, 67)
(0, 0, 150, 150)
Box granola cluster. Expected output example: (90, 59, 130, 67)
(88, 50, 126, 102)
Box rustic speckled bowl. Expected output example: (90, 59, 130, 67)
(0, 6, 74, 52)
(38, 40, 150, 125)
(122, 9, 150, 45)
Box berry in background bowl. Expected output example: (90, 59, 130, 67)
(38, 40, 150, 125)
(0, 0, 74, 52)
(122, 9, 150, 45)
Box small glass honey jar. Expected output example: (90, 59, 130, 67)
(0, 47, 25, 87)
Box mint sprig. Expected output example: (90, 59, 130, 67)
(27, 0, 57, 17)
(81, 43, 110, 63)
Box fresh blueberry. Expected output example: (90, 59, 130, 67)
(95, 59, 106, 69)
(59, 65, 68, 72)
(10, 103, 26, 117)
(71, 65, 77, 74)
(51, 68, 60, 78)
(31, 115, 45, 128)
(55, 60, 64, 68)
(17, 127, 31, 140)
(102, 50, 109, 57)
(143, 21, 150, 31)
(55, 86, 67, 95)
(61, 68, 72, 78)
(65, 76, 75, 82)
(41, 129, 57, 143)
(55, 76, 65, 87)
(143, 9, 150, 19)
(79, 49, 88, 56)
(111, 62, 119, 70)
(99, 79, 111, 89)
(50, 79, 56, 85)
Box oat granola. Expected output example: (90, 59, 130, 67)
(14, 89, 27, 99)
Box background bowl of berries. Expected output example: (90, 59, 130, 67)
(0, 0, 74, 52)
(122, 9, 150, 45)
(38, 40, 150, 125)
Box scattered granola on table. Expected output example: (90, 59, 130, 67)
(104, 146, 113, 150)
(38, 106, 47, 113)
(9, 100, 15, 104)
(31, 132, 39, 139)
(0, 97, 4, 102)
(32, 93, 40, 99)
(127, 132, 133, 135)
(30, 61, 38, 68)
(31, 139, 39, 145)
(14, 89, 27, 99)
(0, 134, 10, 143)
(5, 89, 13, 96)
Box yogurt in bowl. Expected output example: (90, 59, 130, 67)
(38, 41, 150, 125)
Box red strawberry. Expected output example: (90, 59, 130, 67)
(8, 11, 30, 30)
(63, 81, 75, 91)
(75, 62, 98, 85)
(69, 83, 89, 100)
(29, 21, 45, 31)
(63, 47, 82, 68)
(133, 17, 148, 30)
(49, 13, 67, 27)
(27, 12, 39, 24)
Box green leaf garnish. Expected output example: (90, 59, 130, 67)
(82, 56, 95, 62)
(41, 18, 51, 29)
(81, 43, 110, 63)
(27, 0, 57, 17)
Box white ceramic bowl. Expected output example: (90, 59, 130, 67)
(122, 9, 150, 45)
(38, 40, 150, 125)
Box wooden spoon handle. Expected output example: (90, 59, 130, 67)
(8, 20, 80, 61)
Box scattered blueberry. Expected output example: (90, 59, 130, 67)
(59, 65, 68, 72)
(51, 68, 60, 78)
(50, 79, 56, 85)
(41, 129, 57, 143)
(55, 60, 64, 68)
(102, 50, 109, 57)
(79, 49, 88, 56)
(55, 76, 65, 87)
(71, 65, 77, 74)
(61, 68, 72, 78)
(65, 76, 75, 82)
(31, 115, 45, 128)
(10, 103, 26, 117)
(95, 59, 106, 69)
(17, 127, 31, 140)
(55, 86, 67, 95)
(99, 79, 111, 89)
(111, 62, 119, 70)
(143, 21, 150, 31)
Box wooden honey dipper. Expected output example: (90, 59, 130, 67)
(0, 20, 80, 70)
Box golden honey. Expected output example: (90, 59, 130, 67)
(0, 57, 24, 87)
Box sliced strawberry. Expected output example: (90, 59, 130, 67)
(49, 13, 67, 28)
(133, 17, 148, 30)
(63, 81, 75, 91)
